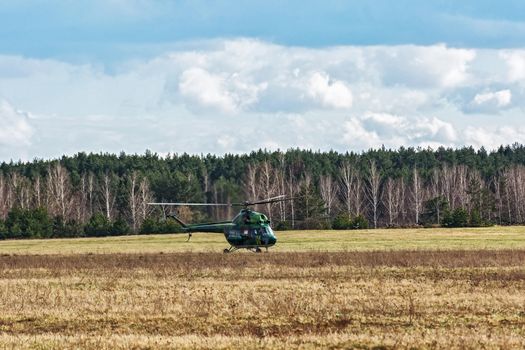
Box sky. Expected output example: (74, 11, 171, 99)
(1, 0, 525, 161)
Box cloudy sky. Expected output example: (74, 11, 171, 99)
(1, 1, 525, 161)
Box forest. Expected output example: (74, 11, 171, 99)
(1, 144, 525, 239)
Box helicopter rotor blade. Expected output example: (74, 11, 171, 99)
(148, 202, 231, 206)
(230, 195, 295, 207)
(249, 195, 287, 205)
(149, 195, 297, 208)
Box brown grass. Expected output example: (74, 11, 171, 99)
(0, 250, 524, 349)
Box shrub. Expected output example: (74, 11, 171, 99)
(274, 221, 292, 231)
(5, 207, 52, 239)
(0, 220, 6, 239)
(332, 214, 353, 230)
(442, 208, 469, 227)
(469, 209, 483, 227)
(140, 217, 183, 234)
(296, 217, 331, 230)
(351, 215, 369, 229)
(111, 218, 130, 236)
(53, 216, 83, 238)
(84, 213, 112, 237)
(140, 218, 159, 234)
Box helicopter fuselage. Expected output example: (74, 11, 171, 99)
(181, 209, 277, 249)
(224, 224, 277, 248)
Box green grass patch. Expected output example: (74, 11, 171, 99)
(0, 225, 523, 255)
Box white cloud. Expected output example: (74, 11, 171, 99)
(0, 100, 33, 147)
(343, 117, 380, 149)
(216, 135, 236, 149)
(179, 68, 237, 113)
(501, 51, 525, 82)
(2, 39, 525, 159)
(343, 113, 457, 150)
(460, 89, 513, 114)
(474, 89, 512, 112)
(307, 72, 353, 109)
(465, 126, 525, 150)
(380, 44, 476, 88)
(473, 89, 511, 107)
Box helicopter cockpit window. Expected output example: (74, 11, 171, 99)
(259, 227, 273, 237)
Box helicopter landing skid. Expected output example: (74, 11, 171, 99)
(223, 246, 239, 254)
(223, 246, 269, 253)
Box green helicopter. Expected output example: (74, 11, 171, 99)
(148, 195, 291, 253)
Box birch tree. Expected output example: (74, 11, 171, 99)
(411, 166, 422, 225)
(100, 172, 117, 221)
(319, 174, 337, 215)
(339, 161, 353, 217)
(365, 160, 382, 229)
(383, 177, 400, 226)
(47, 163, 72, 218)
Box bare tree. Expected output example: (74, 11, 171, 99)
(46, 163, 73, 218)
(441, 164, 452, 208)
(338, 160, 364, 217)
(383, 177, 400, 226)
(365, 160, 382, 228)
(319, 174, 338, 216)
(100, 172, 117, 221)
(492, 175, 502, 225)
(503, 173, 512, 224)
(33, 175, 42, 208)
(259, 160, 277, 219)
(127, 171, 140, 233)
(4, 173, 14, 212)
(455, 165, 469, 210)
(139, 177, 154, 224)
(351, 170, 363, 217)
(9, 173, 31, 210)
(504, 165, 525, 224)
(301, 173, 314, 219)
(75, 173, 89, 223)
(0, 173, 7, 219)
(287, 166, 298, 228)
(122, 172, 155, 232)
(243, 163, 259, 202)
(411, 166, 422, 225)
(19, 177, 31, 210)
(9, 172, 23, 209)
(87, 172, 95, 218)
(276, 154, 287, 222)
(339, 161, 353, 217)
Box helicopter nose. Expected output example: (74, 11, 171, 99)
(269, 236, 277, 245)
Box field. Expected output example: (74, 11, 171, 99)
(1, 225, 525, 254)
(0, 227, 525, 349)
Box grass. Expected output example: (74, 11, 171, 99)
(0, 227, 524, 348)
(0, 225, 524, 254)
(0, 250, 524, 349)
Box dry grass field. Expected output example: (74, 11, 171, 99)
(0, 227, 524, 349)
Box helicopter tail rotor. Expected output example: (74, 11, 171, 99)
(166, 214, 193, 241)
(167, 214, 188, 228)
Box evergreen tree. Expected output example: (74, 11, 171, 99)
(421, 196, 449, 226)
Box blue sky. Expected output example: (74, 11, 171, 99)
(2, 1, 525, 61)
(1, 1, 525, 160)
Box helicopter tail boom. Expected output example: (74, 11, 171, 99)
(167, 214, 188, 228)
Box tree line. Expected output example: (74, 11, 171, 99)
(1, 144, 525, 238)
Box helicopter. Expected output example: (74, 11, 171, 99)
(148, 195, 291, 253)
